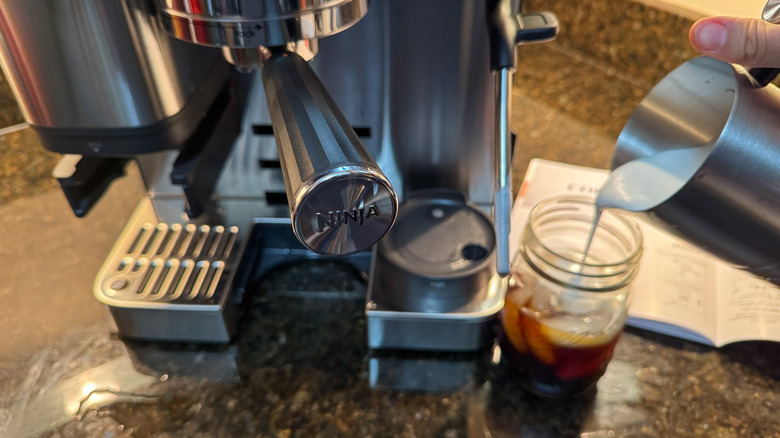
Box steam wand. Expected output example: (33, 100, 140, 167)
(487, 0, 558, 276)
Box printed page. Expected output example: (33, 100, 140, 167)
(714, 265, 780, 344)
(512, 159, 717, 343)
(628, 219, 718, 342)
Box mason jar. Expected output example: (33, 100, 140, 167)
(498, 196, 643, 397)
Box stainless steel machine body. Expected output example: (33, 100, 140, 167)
(0, 0, 557, 348)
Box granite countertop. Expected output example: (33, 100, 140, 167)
(1, 251, 778, 437)
(0, 0, 779, 437)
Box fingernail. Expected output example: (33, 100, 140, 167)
(695, 21, 729, 51)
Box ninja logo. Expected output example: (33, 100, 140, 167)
(316, 204, 381, 232)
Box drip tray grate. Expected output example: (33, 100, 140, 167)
(101, 223, 239, 304)
(93, 198, 250, 343)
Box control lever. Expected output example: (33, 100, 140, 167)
(487, 0, 558, 276)
(261, 51, 398, 256)
(171, 77, 248, 219)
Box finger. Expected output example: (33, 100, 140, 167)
(689, 17, 780, 67)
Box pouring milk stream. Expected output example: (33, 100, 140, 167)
(581, 144, 715, 261)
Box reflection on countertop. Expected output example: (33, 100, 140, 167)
(1, 0, 779, 437)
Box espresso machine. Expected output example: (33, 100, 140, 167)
(0, 0, 557, 348)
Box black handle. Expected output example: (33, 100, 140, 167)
(54, 155, 128, 217)
(747, 67, 780, 87)
(171, 76, 248, 218)
(486, 0, 559, 71)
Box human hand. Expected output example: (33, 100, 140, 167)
(689, 17, 780, 67)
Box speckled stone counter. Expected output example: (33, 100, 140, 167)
(1, 0, 779, 437)
(0, 72, 24, 128)
(0, 128, 59, 205)
(1, 256, 778, 437)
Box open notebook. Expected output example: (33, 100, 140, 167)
(510, 159, 780, 346)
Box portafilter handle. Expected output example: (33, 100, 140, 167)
(262, 51, 398, 256)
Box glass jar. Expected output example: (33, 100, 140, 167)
(499, 196, 643, 397)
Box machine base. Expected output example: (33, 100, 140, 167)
(94, 195, 504, 348)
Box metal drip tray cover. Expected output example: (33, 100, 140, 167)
(93, 198, 248, 343)
(96, 206, 240, 308)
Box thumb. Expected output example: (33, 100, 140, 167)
(689, 17, 780, 67)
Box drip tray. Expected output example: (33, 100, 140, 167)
(366, 267, 504, 351)
(94, 197, 250, 343)
(366, 195, 506, 351)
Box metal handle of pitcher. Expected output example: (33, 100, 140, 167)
(262, 51, 398, 256)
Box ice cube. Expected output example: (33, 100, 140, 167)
(558, 290, 603, 313)
(529, 282, 558, 313)
(544, 307, 614, 336)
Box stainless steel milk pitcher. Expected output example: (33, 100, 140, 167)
(612, 56, 780, 285)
